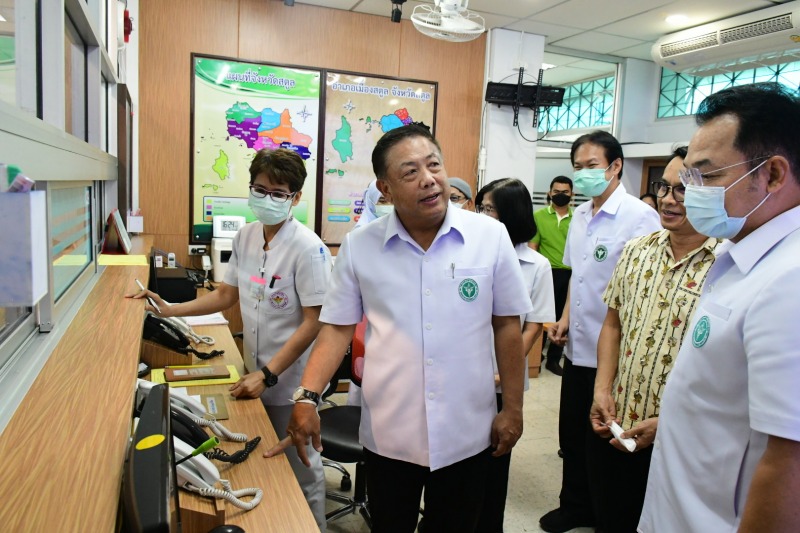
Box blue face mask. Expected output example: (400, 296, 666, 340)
(248, 194, 292, 226)
(573, 161, 615, 197)
(374, 205, 394, 218)
(684, 159, 770, 239)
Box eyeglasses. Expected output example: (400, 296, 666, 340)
(651, 181, 685, 202)
(476, 204, 496, 214)
(450, 194, 466, 203)
(679, 156, 771, 187)
(249, 185, 297, 202)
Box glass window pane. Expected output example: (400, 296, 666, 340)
(540, 75, 615, 133)
(658, 61, 800, 119)
(0, 306, 30, 344)
(0, 1, 16, 106)
(64, 15, 86, 140)
(51, 186, 92, 300)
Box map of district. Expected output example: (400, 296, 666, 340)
(225, 101, 313, 160)
(331, 107, 414, 164)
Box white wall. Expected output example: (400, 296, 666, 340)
(482, 28, 545, 193)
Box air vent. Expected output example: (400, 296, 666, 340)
(720, 14, 794, 44)
(660, 32, 719, 58)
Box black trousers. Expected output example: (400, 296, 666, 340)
(586, 430, 654, 532)
(475, 394, 510, 533)
(557, 358, 596, 521)
(544, 268, 572, 363)
(364, 446, 492, 533)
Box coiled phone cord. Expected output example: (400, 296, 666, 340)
(185, 479, 263, 510)
(180, 408, 248, 443)
(205, 436, 261, 464)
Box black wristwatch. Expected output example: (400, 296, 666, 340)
(261, 366, 278, 388)
(292, 386, 321, 406)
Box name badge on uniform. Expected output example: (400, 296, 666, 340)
(249, 275, 267, 300)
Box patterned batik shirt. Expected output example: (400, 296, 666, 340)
(602, 229, 721, 430)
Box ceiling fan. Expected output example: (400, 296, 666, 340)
(410, 0, 486, 43)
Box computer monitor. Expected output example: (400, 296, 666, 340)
(120, 383, 181, 532)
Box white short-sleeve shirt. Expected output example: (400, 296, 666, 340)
(224, 218, 331, 405)
(638, 206, 800, 533)
(492, 244, 556, 392)
(320, 207, 532, 470)
(563, 184, 661, 368)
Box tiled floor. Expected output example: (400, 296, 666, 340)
(322, 365, 595, 533)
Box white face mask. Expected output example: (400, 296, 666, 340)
(450, 201, 467, 209)
(248, 195, 292, 226)
(374, 205, 394, 218)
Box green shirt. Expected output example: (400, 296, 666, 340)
(531, 205, 573, 270)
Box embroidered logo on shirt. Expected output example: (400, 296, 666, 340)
(269, 291, 289, 309)
(458, 278, 479, 302)
(692, 315, 710, 347)
(594, 244, 608, 262)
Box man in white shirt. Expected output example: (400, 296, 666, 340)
(639, 82, 800, 532)
(267, 124, 533, 531)
(541, 131, 661, 533)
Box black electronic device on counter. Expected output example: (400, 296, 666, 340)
(148, 248, 196, 303)
(120, 383, 181, 532)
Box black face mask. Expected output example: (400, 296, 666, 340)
(551, 193, 571, 207)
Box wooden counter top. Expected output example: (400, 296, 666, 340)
(0, 238, 317, 532)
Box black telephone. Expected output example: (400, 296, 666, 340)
(142, 312, 224, 360)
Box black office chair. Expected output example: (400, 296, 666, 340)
(319, 348, 371, 529)
(320, 405, 370, 527)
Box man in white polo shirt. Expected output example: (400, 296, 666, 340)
(541, 131, 661, 533)
(639, 83, 800, 532)
(268, 124, 532, 531)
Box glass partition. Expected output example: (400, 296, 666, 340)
(50, 185, 92, 300)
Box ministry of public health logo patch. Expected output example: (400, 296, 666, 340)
(269, 291, 289, 309)
(458, 278, 479, 302)
(692, 315, 710, 348)
(594, 244, 608, 262)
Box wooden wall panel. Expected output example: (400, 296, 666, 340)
(239, 0, 401, 77)
(139, 0, 485, 259)
(399, 23, 486, 196)
(139, 0, 239, 261)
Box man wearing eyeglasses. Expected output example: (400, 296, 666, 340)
(132, 148, 332, 530)
(586, 146, 721, 532)
(639, 83, 800, 533)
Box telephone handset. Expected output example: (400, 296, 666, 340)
(174, 437, 221, 489)
(163, 315, 215, 345)
(174, 437, 263, 510)
(142, 313, 223, 360)
(137, 379, 247, 442)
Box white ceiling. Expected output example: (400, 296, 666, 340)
(290, 0, 793, 85)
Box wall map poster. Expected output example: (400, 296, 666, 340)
(191, 55, 321, 243)
(321, 71, 437, 244)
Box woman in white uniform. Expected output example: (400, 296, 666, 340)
(133, 148, 331, 530)
(475, 178, 556, 532)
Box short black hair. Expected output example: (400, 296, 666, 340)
(549, 175, 573, 190)
(249, 148, 306, 192)
(668, 145, 688, 164)
(475, 178, 537, 246)
(640, 192, 658, 203)
(696, 82, 800, 184)
(371, 123, 442, 180)
(571, 130, 624, 179)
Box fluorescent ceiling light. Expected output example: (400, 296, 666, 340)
(542, 63, 557, 70)
(665, 14, 689, 26)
